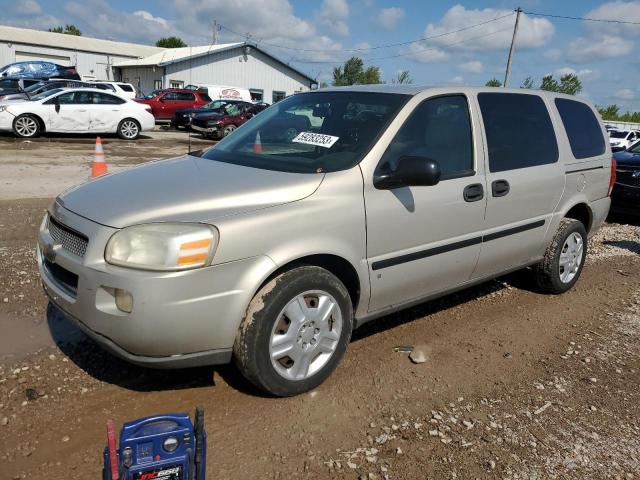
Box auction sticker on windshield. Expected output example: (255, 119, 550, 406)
(292, 132, 339, 149)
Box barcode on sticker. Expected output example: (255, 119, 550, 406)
(292, 132, 339, 148)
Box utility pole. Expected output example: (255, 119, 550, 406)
(503, 7, 522, 88)
(212, 20, 218, 45)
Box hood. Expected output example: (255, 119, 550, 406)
(614, 149, 640, 166)
(57, 154, 323, 228)
(176, 107, 213, 116)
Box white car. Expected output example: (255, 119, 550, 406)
(0, 88, 155, 139)
(89, 81, 137, 99)
(609, 130, 640, 150)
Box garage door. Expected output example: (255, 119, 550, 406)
(15, 51, 71, 65)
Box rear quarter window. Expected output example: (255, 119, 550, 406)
(119, 84, 134, 92)
(554, 98, 605, 159)
(478, 92, 558, 173)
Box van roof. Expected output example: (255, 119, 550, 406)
(317, 84, 593, 103)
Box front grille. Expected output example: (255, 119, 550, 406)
(616, 166, 640, 187)
(46, 215, 89, 258)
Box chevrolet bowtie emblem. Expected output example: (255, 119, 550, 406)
(632, 171, 640, 179)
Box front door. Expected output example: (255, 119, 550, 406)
(43, 91, 92, 132)
(472, 92, 566, 278)
(364, 94, 487, 312)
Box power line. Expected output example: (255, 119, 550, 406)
(288, 26, 515, 64)
(524, 10, 640, 25)
(218, 11, 515, 54)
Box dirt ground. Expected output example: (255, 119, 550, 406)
(1, 135, 640, 479)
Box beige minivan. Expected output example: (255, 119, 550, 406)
(38, 85, 613, 396)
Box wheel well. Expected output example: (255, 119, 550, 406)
(15, 113, 46, 132)
(565, 203, 592, 233)
(260, 255, 361, 310)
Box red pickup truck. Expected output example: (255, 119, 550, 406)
(135, 88, 211, 120)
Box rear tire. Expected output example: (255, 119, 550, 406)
(13, 114, 41, 138)
(233, 266, 353, 397)
(533, 218, 587, 294)
(117, 118, 140, 140)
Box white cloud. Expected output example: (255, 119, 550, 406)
(423, 5, 554, 52)
(584, 1, 640, 37)
(566, 34, 633, 63)
(553, 67, 600, 82)
(406, 43, 449, 63)
(457, 60, 483, 73)
(353, 41, 371, 54)
(376, 7, 405, 31)
(317, 0, 350, 36)
(613, 88, 636, 100)
(16, 0, 42, 15)
(451, 75, 464, 84)
(133, 10, 169, 29)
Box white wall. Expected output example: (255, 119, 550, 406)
(153, 46, 313, 104)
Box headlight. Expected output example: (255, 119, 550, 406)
(105, 223, 219, 271)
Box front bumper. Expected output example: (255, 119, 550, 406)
(38, 204, 276, 367)
(191, 124, 221, 137)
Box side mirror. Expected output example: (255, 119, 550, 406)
(53, 96, 60, 113)
(374, 156, 441, 190)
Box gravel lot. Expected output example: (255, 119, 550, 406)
(1, 135, 639, 479)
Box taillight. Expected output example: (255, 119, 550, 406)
(608, 158, 617, 196)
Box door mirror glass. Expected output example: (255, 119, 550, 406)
(374, 156, 441, 189)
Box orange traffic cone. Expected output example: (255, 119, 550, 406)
(91, 136, 108, 179)
(253, 131, 263, 154)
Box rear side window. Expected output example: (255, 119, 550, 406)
(378, 95, 474, 180)
(478, 93, 558, 172)
(176, 92, 196, 101)
(555, 98, 605, 159)
(93, 92, 126, 105)
(119, 84, 134, 92)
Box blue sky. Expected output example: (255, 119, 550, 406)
(5, 0, 640, 110)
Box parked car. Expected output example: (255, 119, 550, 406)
(135, 88, 211, 120)
(609, 130, 640, 151)
(89, 81, 137, 99)
(0, 77, 42, 98)
(611, 139, 640, 215)
(0, 79, 107, 103)
(190, 102, 268, 138)
(172, 99, 251, 130)
(0, 61, 80, 80)
(0, 88, 155, 139)
(37, 86, 612, 396)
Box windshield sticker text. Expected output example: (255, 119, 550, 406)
(292, 132, 339, 149)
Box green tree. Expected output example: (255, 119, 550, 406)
(332, 57, 382, 86)
(596, 104, 620, 120)
(485, 78, 502, 87)
(521, 76, 534, 89)
(49, 24, 82, 36)
(155, 37, 187, 48)
(392, 70, 412, 84)
(540, 74, 582, 95)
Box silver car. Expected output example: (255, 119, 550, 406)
(38, 86, 612, 396)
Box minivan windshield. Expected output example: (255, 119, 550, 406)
(201, 91, 409, 173)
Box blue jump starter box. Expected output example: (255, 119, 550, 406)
(103, 407, 206, 480)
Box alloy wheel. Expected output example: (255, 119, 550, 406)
(15, 116, 38, 137)
(120, 120, 139, 139)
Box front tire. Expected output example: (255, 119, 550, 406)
(533, 218, 587, 294)
(233, 266, 353, 397)
(13, 114, 41, 138)
(117, 118, 140, 140)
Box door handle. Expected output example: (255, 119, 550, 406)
(492, 179, 510, 197)
(463, 183, 484, 202)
